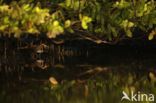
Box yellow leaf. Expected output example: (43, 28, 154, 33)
(83, 16, 92, 23)
(121, 20, 128, 28)
(47, 25, 64, 38)
(148, 30, 156, 40)
(0, 25, 8, 31)
(80, 15, 92, 30)
(128, 22, 134, 28)
(27, 28, 39, 34)
(65, 0, 72, 7)
(65, 20, 71, 28)
(22, 4, 31, 11)
(79, 14, 82, 20)
(126, 29, 132, 38)
(0, 5, 9, 12)
(143, 4, 148, 12)
(33, 6, 41, 13)
(53, 20, 59, 27)
(82, 22, 88, 29)
(148, 33, 154, 40)
(49, 77, 58, 85)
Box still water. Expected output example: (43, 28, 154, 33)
(0, 43, 156, 103)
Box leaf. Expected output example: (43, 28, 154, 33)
(0, 5, 9, 12)
(49, 77, 58, 85)
(80, 15, 92, 30)
(65, 20, 71, 28)
(65, 0, 72, 7)
(53, 20, 59, 27)
(110, 27, 118, 37)
(82, 22, 88, 29)
(114, 0, 130, 9)
(67, 28, 74, 33)
(148, 30, 156, 40)
(0, 25, 8, 31)
(22, 4, 31, 11)
(126, 29, 132, 38)
(148, 33, 154, 40)
(33, 6, 42, 13)
(47, 21, 64, 38)
(128, 22, 134, 28)
(72, 1, 81, 10)
(3, 17, 10, 24)
(121, 20, 128, 28)
(27, 28, 39, 34)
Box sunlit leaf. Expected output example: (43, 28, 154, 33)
(128, 22, 134, 28)
(82, 22, 88, 30)
(47, 21, 64, 38)
(49, 77, 58, 85)
(27, 28, 39, 34)
(126, 29, 132, 38)
(53, 20, 59, 27)
(80, 15, 92, 30)
(33, 6, 41, 13)
(65, 0, 72, 7)
(113, 0, 130, 9)
(65, 20, 71, 28)
(4, 17, 9, 24)
(121, 20, 128, 28)
(148, 30, 156, 40)
(0, 5, 9, 12)
(0, 25, 8, 31)
(22, 4, 31, 11)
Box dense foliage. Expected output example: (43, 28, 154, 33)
(0, 0, 155, 43)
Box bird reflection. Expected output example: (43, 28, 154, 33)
(35, 43, 49, 54)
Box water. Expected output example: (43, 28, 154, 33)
(0, 42, 156, 103)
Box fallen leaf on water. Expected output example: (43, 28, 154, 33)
(49, 77, 58, 85)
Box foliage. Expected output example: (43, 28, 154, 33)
(0, 0, 155, 42)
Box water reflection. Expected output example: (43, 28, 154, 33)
(0, 44, 156, 103)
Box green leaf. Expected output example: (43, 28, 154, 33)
(65, 20, 71, 28)
(22, 4, 31, 11)
(0, 25, 8, 31)
(82, 22, 88, 29)
(65, 0, 72, 7)
(148, 30, 156, 40)
(128, 22, 134, 28)
(80, 15, 92, 30)
(148, 33, 154, 40)
(126, 29, 132, 38)
(67, 28, 74, 33)
(3, 17, 10, 24)
(111, 27, 118, 37)
(47, 21, 64, 38)
(53, 20, 59, 27)
(0, 5, 9, 12)
(27, 28, 39, 34)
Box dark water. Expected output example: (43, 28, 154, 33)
(0, 43, 156, 103)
